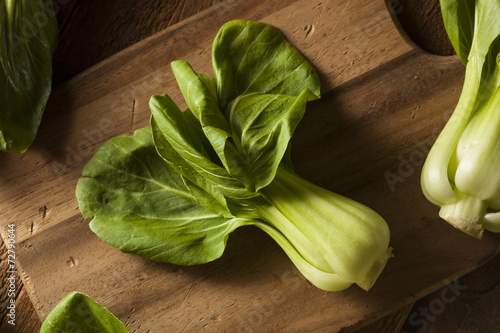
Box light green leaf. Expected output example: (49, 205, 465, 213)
(440, 0, 475, 64)
(40, 292, 128, 333)
(0, 0, 58, 152)
(76, 127, 252, 265)
(149, 94, 255, 201)
(470, 0, 500, 60)
(150, 116, 232, 217)
(440, 0, 500, 69)
(170, 60, 257, 192)
(229, 88, 318, 190)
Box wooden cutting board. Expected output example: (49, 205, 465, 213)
(1, 0, 499, 331)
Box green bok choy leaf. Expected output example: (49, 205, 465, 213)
(40, 292, 128, 333)
(0, 0, 58, 152)
(421, 0, 500, 238)
(76, 20, 392, 291)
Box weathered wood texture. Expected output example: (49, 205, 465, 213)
(51, 0, 224, 85)
(0, 240, 41, 333)
(400, 254, 500, 333)
(49, 0, 455, 87)
(0, 0, 499, 332)
(356, 303, 415, 333)
(389, 0, 454, 56)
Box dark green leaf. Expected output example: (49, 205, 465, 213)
(0, 0, 58, 152)
(76, 127, 252, 265)
(211, 20, 321, 189)
(212, 20, 320, 110)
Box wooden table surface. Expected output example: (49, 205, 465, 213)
(0, 0, 499, 332)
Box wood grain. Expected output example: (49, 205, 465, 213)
(389, 0, 453, 56)
(400, 253, 500, 333)
(50, 0, 455, 87)
(0, 240, 41, 333)
(51, 0, 225, 85)
(0, 0, 498, 327)
(354, 303, 414, 333)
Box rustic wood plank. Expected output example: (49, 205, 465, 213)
(400, 253, 500, 333)
(51, 0, 456, 87)
(52, 0, 225, 85)
(0, 239, 41, 332)
(353, 303, 414, 333)
(390, 0, 453, 56)
(0, 0, 499, 332)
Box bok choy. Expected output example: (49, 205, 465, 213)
(421, 0, 500, 238)
(0, 0, 58, 152)
(40, 292, 128, 333)
(76, 20, 392, 291)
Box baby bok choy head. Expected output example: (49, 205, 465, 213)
(421, 0, 500, 238)
(76, 20, 392, 291)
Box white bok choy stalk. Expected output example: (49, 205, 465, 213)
(421, 0, 500, 238)
(76, 20, 392, 291)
